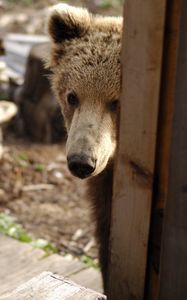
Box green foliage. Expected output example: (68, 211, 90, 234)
(81, 255, 99, 269)
(31, 239, 57, 255)
(99, 0, 124, 8)
(0, 214, 100, 267)
(16, 153, 28, 161)
(6, 0, 34, 5)
(0, 213, 57, 254)
(34, 163, 45, 172)
(14, 153, 45, 171)
(99, 0, 112, 8)
(0, 213, 32, 242)
(14, 153, 29, 167)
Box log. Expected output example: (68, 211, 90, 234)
(0, 272, 106, 300)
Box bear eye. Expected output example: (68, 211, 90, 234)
(67, 93, 79, 107)
(108, 100, 119, 112)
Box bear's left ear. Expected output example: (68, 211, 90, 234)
(47, 4, 91, 43)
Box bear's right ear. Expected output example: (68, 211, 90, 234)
(47, 4, 91, 43)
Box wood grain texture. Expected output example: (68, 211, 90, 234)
(108, 1, 167, 299)
(158, 1, 187, 299)
(0, 272, 106, 300)
(146, 1, 181, 298)
(0, 235, 102, 297)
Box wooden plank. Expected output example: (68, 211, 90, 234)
(108, 1, 167, 299)
(0, 235, 103, 296)
(70, 267, 102, 293)
(158, 1, 187, 299)
(145, 0, 181, 298)
(0, 272, 106, 300)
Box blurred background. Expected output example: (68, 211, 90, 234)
(0, 0, 123, 268)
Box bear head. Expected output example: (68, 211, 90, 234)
(47, 4, 122, 179)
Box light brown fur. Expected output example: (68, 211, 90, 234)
(46, 4, 122, 292)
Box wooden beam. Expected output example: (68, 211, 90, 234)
(0, 235, 103, 296)
(108, 1, 167, 299)
(1, 272, 106, 300)
(145, 0, 181, 298)
(158, 1, 187, 299)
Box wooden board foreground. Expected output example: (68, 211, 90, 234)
(0, 272, 106, 300)
(0, 235, 102, 297)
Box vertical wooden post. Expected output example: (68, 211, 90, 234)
(158, 1, 187, 299)
(146, 1, 181, 299)
(108, 1, 166, 299)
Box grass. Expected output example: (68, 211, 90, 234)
(81, 255, 99, 269)
(34, 163, 45, 172)
(15, 153, 28, 162)
(0, 212, 99, 269)
(0, 212, 57, 255)
(99, 0, 124, 8)
(6, 0, 34, 5)
(14, 153, 29, 168)
(14, 153, 45, 171)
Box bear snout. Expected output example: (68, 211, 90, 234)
(67, 154, 96, 179)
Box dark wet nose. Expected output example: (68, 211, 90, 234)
(67, 154, 96, 179)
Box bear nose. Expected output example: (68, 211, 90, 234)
(67, 154, 96, 179)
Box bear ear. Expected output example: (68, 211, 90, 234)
(47, 4, 91, 43)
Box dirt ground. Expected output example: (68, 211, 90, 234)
(0, 136, 98, 260)
(0, 0, 123, 263)
(0, 0, 123, 36)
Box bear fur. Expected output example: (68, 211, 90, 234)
(46, 4, 122, 292)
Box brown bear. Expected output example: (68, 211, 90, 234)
(46, 3, 122, 292)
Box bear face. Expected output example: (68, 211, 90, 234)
(47, 4, 122, 179)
